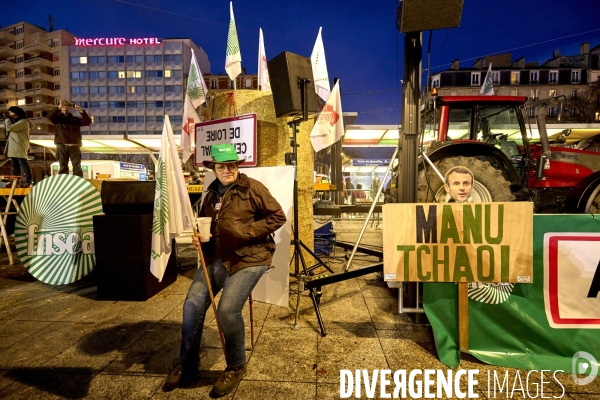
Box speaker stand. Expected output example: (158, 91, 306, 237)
(286, 102, 332, 336)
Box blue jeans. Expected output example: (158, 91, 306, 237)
(180, 259, 267, 369)
(10, 158, 32, 184)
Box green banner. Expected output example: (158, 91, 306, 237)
(424, 214, 600, 373)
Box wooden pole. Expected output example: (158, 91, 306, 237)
(193, 228, 227, 358)
(249, 293, 255, 349)
(458, 282, 469, 352)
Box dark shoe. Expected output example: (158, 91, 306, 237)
(211, 364, 247, 397)
(163, 362, 198, 391)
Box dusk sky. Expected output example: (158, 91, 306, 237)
(3, 0, 600, 125)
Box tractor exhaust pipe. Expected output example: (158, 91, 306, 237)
(535, 112, 551, 180)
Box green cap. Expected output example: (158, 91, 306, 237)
(203, 143, 245, 168)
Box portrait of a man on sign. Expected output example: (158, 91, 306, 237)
(444, 166, 474, 203)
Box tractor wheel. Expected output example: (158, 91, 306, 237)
(417, 156, 515, 203)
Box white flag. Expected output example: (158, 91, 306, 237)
(480, 62, 494, 96)
(310, 80, 343, 152)
(310, 27, 330, 102)
(181, 95, 201, 163)
(225, 2, 242, 82)
(151, 116, 196, 282)
(187, 48, 208, 109)
(257, 28, 271, 92)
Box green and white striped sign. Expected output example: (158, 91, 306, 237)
(15, 175, 103, 285)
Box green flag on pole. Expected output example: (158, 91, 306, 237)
(225, 1, 242, 83)
(480, 62, 494, 96)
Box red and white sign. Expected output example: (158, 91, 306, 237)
(194, 114, 257, 167)
(544, 233, 600, 328)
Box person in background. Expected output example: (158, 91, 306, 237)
(47, 100, 92, 178)
(444, 166, 474, 203)
(165, 143, 286, 396)
(3, 106, 34, 187)
(344, 177, 355, 204)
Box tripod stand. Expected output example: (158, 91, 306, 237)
(288, 78, 332, 336)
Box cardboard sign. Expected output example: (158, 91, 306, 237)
(194, 114, 257, 167)
(383, 202, 533, 283)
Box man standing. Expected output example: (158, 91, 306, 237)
(165, 144, 286, 396)
(48, 100, 91, 177)
(444, 166, 474, 203)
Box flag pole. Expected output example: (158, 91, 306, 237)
(193, 228, 227, 358)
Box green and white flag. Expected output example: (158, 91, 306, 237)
(187, 48, 208, 109)
(311, 27, 330, 102)
(480, 62, 494, 96)
(151, 116, 196, 281)
(225, 1, 242, 83)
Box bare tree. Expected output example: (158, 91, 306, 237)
(564, 84, 600, 123)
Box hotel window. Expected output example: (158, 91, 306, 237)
(549, 89, 556, 98)
(164, 69, 182, 78)
(548, 107, 556, 117)
(118, 70, 125, 79)
(145, 70, 163, 78)
(571, 70, 580, 83)
(126, 85, 143, 93)
(15, 55, 23, 63)
(54, 68, 60, 76)
(211, 80, 217, 89)
(107, 56, 125, 63)
(110, 116, 126, 123)
(17, 99, 26, 106)
(146, 55, 162, 62)
(171, 116, 182, 123)
(549, 70, 558, 84)
(89, 56, 106, 64)
(55, 98, 61, 105)
(165, 100, 183, 108)
(15, 26, 23, 35)
(53, 54, 59, 62)
(90, 86, 107, 94)
(527, 108, 535, 118)
(246, 79, 252, 88)
(146, 85, 163, 94)
(96, 116, 109, 123)
(510, 72, 519, 84)
(164, 54, 182, 62)
(127, 101, 145, 108)
(126, 70, 142, 78)
(54, 83, 60, 90)
(154, 101, 164, 108)
(126, 55, 144, 63)
(71, 86, 87, 94)
(165, 85, 182, 93)
(127, 116, 145, 123)
(108, 86, 125, 93)
(52, 39, 59, 47)
(146, 116, 155, 123)
(107, 71, 118, 78)
(530, 71, 539, 84)
(15, 40, 23, 49)
(16, 70, 24, 77)
(89, 71, 106, 79)
(108, 101, 125, 108)
(471, 72, 480, 85)
(71, 71, 88, 79)
(90, 101, 107, 108)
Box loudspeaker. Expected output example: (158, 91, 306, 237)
(101, 180, 156, 215)
(267, 51, 320, 118)
(397, 0, 464, 33)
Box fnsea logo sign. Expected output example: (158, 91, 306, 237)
(14, 175, 103, 285)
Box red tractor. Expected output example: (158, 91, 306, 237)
(387, 95, 600, 214)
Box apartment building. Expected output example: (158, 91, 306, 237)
(427, 42, 600, 121)
(0, 21, 74, 134)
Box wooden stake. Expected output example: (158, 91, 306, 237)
(458, 282, 469, 352)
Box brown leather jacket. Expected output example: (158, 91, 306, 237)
(200, 173, 286, 275)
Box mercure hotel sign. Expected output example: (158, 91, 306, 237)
(75, 37, 162, 46)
